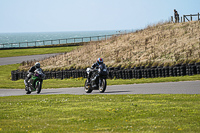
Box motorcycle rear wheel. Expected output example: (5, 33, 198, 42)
(84, 80, 93, 93)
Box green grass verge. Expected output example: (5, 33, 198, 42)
(0, 46, 78, 57)
(0, 64, 200, 89)
(0, 94, 200, 132)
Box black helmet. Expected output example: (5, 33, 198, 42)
(35, 62, 40, 68)
(97, 58, 103, 64)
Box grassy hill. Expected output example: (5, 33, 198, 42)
(19, 21, 200, 71)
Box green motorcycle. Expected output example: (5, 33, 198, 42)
(25, 68, 45, 94)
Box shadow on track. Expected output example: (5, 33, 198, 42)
(40, 91, 64, 95)
(105, 91, 131, 94)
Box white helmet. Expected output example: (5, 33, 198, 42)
(35, 62, 40, 68)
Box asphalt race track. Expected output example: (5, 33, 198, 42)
(0, 81, 200, 96)
(0, 53, 59, 65)
(1, 55, 200, 96)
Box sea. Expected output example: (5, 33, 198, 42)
(0, 30, 131, 48)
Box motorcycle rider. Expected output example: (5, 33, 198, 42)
(24, 62, 41, 88)
(87, 58, 106, 83)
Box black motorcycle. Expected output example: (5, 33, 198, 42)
(84, 64, 108, 93)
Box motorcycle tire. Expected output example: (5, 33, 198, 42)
(36, 81, 42, 94)
(84, 80, 93, 93)
(99, 79, 107, 93)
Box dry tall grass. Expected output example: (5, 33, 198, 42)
(19, 21, 200, 71)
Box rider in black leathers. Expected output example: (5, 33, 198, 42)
(87, 58, 106, 83)
(24, 62, 40, 88)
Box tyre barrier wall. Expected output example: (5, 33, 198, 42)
(11, 69, 88, 81)
(11, 63, 200, 81)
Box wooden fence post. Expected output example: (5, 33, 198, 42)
(198, 12, 199, 21)
(190, 14, 192, 21)
(183, 15, 185, 22)
(171, 16, 173, 23)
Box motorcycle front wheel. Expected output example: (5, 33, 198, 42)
(35, 81, 42, 94)
(84, 80, 93, 93)
(99, 79, 107, 93)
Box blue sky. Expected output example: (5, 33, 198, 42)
(0, 0, 199, 33)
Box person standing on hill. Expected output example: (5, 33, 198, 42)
(174, 9, 179, 23)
